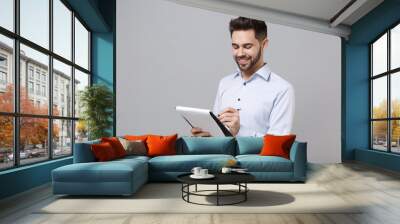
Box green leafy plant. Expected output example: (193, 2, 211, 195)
(79, 84, 113, 140)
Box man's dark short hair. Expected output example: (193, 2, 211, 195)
(229, 17, 267, 41)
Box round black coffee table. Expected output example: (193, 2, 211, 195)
(177, 173, 255, 206)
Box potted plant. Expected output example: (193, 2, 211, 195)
(79, 84, 113, 140)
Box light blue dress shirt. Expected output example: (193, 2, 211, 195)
(213, 64, 294, 137)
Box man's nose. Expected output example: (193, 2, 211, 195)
(237, 48, 245, 57)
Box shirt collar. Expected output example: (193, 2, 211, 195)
(234, 63, 272, 82)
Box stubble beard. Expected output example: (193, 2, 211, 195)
(235, 46, 262, 73)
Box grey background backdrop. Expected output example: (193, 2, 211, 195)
(116, 0, 341, 163)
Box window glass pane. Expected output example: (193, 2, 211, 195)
(75, 120, 88, 143)
(53, 119, 72, 157)
(20, 44, 49, 115)
(391, 72, 400, 118)
(0, 35, 14, 112)
(391, 24, 400, 70)
(20, 0, 49, 49)
(53, 0, 72, 60)
(0, 116, 13, 170)
(53, 59, 72, 117)
(74, 69, 89, 117)
(372, 33, 387, 76)
(74, 18, 89, 70)
(391, 120, 400, 153)
(372, 77, 387, 119)
(20, 117, 49, 165)
(372, 121, 388, 151)
(0, 0, 13, 31)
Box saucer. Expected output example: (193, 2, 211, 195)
(190, 174, 215, 179)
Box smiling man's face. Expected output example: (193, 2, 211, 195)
(231, 29, 267, 73)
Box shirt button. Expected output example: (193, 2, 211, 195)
(243, 82, 246, 86)
(237, 98, 240, 101)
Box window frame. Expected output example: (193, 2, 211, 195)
(0, 0, 92, 171)
(370, 20, 400, 154)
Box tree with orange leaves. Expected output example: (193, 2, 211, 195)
(0, 84, 59, 151)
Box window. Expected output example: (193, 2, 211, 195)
(0, 35, 13, 113)
(29, 67, 34, 80)
(0, 55, 7, 67)
(35, 70, 40, 81)
(74, 69, 89, 118)
(75, 18, 89, 70)
(0, 116, 13, 170)
(42, 85, 46, 97)
(0, 71, 6, 85)
(371, 23, 400, 154)
(0, 0, 13, 32)
(53, 119, 72, 158)
(53, 0, 72, 60)
(36, 83, 40, 95)
(20, 0, 49, 49)
(0, 54, 8, 89)
(0, 0, 91, 170)
(28, 81, 34, 94)
(53, 59, 71, 117)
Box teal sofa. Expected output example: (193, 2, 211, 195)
(52, 137, 307, 196)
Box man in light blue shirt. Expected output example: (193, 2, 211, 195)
(192, 17, 294, 137)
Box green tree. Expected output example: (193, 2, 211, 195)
(372, 99, 400, 143)
(79, 84, 113, 140)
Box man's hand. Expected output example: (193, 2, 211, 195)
(218, 107, 240, 136)
(191, 127, 212, 137)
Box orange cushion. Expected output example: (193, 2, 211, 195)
(146, 134, 178, 157)
(259, 134, 296, 159)
(124, 135, 149, 142)
(101, 137, 127, 158)
(91, 142, 118, 161)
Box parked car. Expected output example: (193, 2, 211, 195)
(8, 150, 32, 160)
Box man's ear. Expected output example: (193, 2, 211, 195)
(262, 38, 269, 49)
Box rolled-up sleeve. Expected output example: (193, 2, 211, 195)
(267, 84, 295, 135)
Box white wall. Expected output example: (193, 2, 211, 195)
(116, 0, 341, 163)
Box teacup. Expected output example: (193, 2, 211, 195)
(191, 167, 202, 176)
(199, 168, 208, 176)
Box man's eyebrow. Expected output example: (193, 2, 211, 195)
(231, 43, 253, 46)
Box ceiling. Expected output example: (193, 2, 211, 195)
(167, 0, 384, 38)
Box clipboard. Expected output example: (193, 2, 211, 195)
(176, 106, 233, 137)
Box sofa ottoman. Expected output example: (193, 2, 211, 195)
(52, 155, 149, 196)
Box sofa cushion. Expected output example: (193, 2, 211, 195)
(101, 137, 127, 158)
(124, 135, 149, 142)
(119, 138, 147, 156)
(236, 155, 293, 172)
(235, 137, 263, 155)
(53, 159, 147, 183)
(260, 134, 296, 159)
(148, 154, 235, 172)
(177, 137, 236, 155)
(91, 142, 118, 161)
(147, 134, 178, 157)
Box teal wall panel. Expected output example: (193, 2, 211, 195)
(0, 158, 72, 199)
(344, 0, 400, 171)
